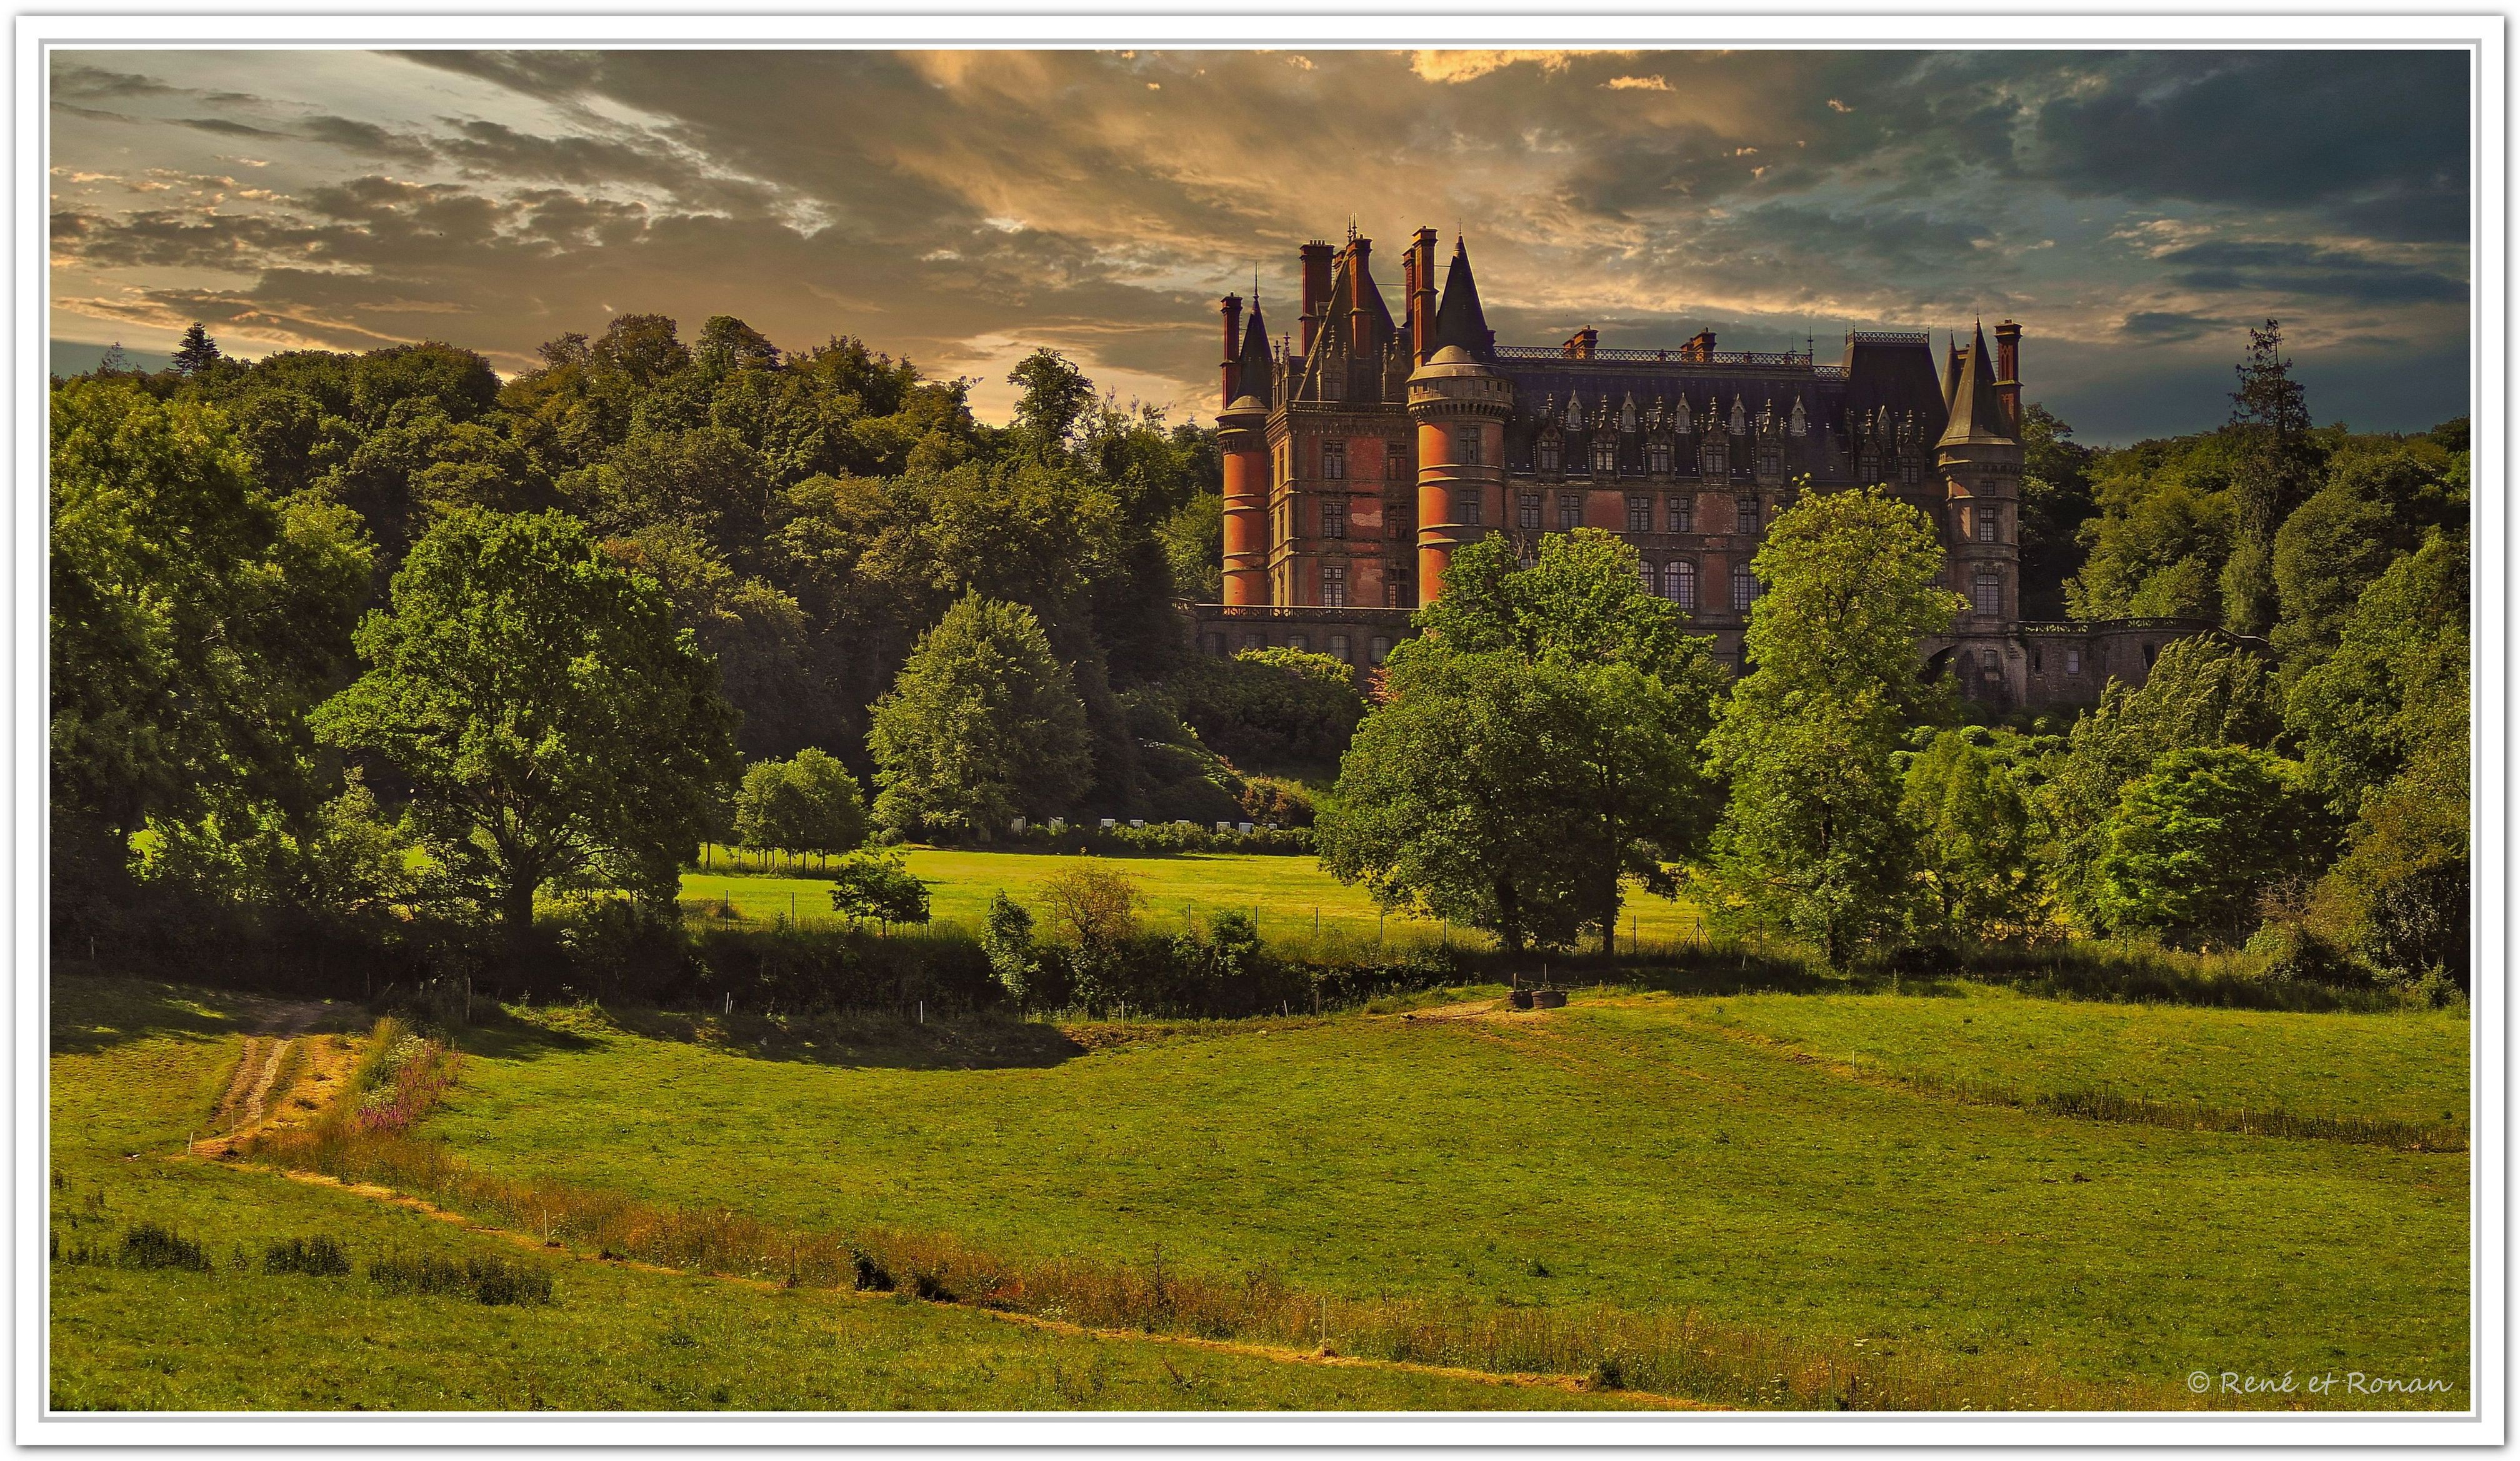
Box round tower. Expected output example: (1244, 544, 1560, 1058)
(1408, 344, 1510, 604)
(1218, 394, 1270, 606)
(1936, 322, 2022, 627)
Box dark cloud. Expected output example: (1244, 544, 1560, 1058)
(2156, 241, 2467, 306)
(2118, 310, 2225, 344)
(299, 115, 437, 162)
(2027, 52, 2469, 239)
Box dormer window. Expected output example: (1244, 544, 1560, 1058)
(1647, 439, 1672, 474)
(1536, 435, 1562, 472)
(1592, 438, 1619, 475)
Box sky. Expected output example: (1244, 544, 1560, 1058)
(49, 47, 2471, 444)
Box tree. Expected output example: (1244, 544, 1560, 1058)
(2041, 634, 2282, 929)
(1319, 651, 1582, 954)
(979, 890, 1040, 1007)
(2221, 320, 2319, 634)
(1038, 859, 1141, 1007)
(96, 341, 130, 374)
(2016, 402, 2097, 618)
(172, 322, 224, 376)
(732, 748, 868, 868)
(868, 594, 1092, 839)
(1700, 487, 1958, 969)
(1172, 647, 1369, 772)
(2093, 747, 2324, 948)
(311, 509, 740, 942)
(1006, 349, 1096, 459)
(1899, 730, 2039, 944)
(827, 849, 931, 932)
(2286, 531, 2468, 816)
(1323, 532, 1723, 955)
(49, 380, 371, 872)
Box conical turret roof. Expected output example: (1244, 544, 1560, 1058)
(1938, 321, 2012, 447)
(1431, 238, 1494, 360)
(1232, 300, 1273, 409)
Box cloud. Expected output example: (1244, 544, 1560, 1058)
(48, 47, 2473, 439)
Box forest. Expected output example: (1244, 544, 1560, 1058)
(49, 313, 2469, 1007)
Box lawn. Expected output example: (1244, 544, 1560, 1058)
(1678, 987, 2471, 1130)
(419, 988, 2469, 1407)
(48, 976, 1652, 1412)
(681, 847, 1709, 954)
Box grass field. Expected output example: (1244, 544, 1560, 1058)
(409, 987, 2469, 1407)
(680, 847, 1708, 953)
(1688, 987, 2470, 1130)
(48, 977, 1660, 1412)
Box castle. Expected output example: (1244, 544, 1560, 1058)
(1189, 228, 2205, 708)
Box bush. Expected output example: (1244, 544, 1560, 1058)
(121, 1224, 212, 1272)
(1172, 649, 1368, 772)
(368, 1252, 554, 1305)
(265, 1235, 353, 1277)
(2244, 920, 2371, 989)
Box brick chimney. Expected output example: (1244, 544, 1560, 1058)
(1681, 329, 1717, 362)
(1348, 236, 1375, 357)
(1993, 320, 2022, 436)
(1298, 241, 1333, 355)
(1564, 326, 1598, 359)
(1219, 294, 1242, 407)
(1410, 227, 1438, 363)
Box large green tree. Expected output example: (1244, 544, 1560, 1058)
(2094, 746, 2324, 948)
(1900, 729, 2039, 945)
(50, 379, 371, 868)
(732, 747, 869, 867)
(1700, 487, 1958, 968)
(867, 594, 1092, 838)
(2220, 320, 2322, 634)
(1323, 531, 1723, 955)
(311, 509, 739, 939)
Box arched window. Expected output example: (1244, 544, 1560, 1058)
(1731, 561, 1757, 612)
(1979, 648, 2001, 676)
(1592, 437, 1619, 475)
(1665, 559, 1696, 610)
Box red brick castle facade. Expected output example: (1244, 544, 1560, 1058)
(1190, 227, 2211, 708)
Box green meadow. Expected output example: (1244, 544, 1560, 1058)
(48, 977, 1658, 1412)
(411, 987, 2469, 1405)
(680, 847, 1708, 951)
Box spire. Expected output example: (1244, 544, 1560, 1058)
(1941, 333, 1962, 412)
(1234, 298, 1273, 409)
(1938, 320, 2012, 447)
(1431, 237, 1493, 359)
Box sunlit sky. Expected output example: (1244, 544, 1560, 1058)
(50, 47, 2471, 442)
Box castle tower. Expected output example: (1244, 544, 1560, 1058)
(1218, 295, 1275, 606)
(1936, 321, 2022, 626)
(1408, 239, 1509, 604)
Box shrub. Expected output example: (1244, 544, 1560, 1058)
(265, 1235, 353, 1277)
(1172, 649, 1368, 772)
(369, 1251, 554, 1305)
(121, 1223, 212, 1272)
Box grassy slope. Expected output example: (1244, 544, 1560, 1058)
(682, 848, 1706, 950)
(426, 991, 2469, 1402)
(1688, 988, 2471, 1128)
(48, 977, 1648, 1412)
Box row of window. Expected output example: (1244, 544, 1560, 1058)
(1619, 559, 1759, 613)
(1533, 439, 1786, 479)
(1518, 492, 1776, 535)
(1315, 431, 1482, 481)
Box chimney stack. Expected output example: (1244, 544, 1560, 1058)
(1993, 319, 2022, 435)
(1219, 294, 1243, 408)
(1348, 236, 1375, 357)
(1411, 227, 1438, 363)
(1298, 241, 1334, 355)
(1564, 326, 1598, 360)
